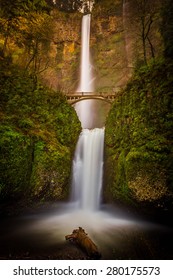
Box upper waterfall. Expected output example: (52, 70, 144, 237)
(76, 14, 95, 92)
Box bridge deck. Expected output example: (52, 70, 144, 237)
(65, 93, 116, 104)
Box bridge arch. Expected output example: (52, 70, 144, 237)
(70, 96, 113, 105)
(65, 93, 116, 105)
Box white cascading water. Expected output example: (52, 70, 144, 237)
(73, 12, 104, 213)
(75, 14, 95, 128)
(76, 14, 94, 93)
(71, 128, 104, 212)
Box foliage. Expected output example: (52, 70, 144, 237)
(105, 59, 173, 206)
(0, 125, 33, 200)
(18, 12, 53, 79)
(0, 0, 49, 19)
(160, 0, 173, 59)
(93, 0, 121, 17)
(0, 1, 82, 203)
(0, 58, 81, 202)
(0, 0, 51, 65)
(48, 0, 84, 12)
(128, 0, 162, 65)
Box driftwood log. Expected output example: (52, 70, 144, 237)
(65, 227, 101, 259)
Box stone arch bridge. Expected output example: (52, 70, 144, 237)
(65, 92, 116, 104)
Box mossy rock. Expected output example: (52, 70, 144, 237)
(125, 149, 168, 202)
(0, 59, 81, 203)
(0, 126, 33, 200)
(30, 140, 72, 201)
(105, 59, 173, 208)
(104, 151, 133, 205)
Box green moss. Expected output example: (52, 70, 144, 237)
(0, 59, 81, 202)
(30, 140, 71, 200)
(113, 151, 130, 201)
(0, 125, 33, 200)
(105, 59, 173, 206)
(125, 149, 167, 201)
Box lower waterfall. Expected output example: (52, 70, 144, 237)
(71, 128, 104, 212)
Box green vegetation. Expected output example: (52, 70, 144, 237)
(161, 0, 173, 59)
(0, 0, 81, 205)
(104, 0, 173, 210)
(105, 59, 173, 207)
(0, 58, 81, 202)
(94, 0, 122, 16)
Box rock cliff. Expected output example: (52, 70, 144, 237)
(41, 0, 129, 92)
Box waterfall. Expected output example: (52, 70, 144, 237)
(71, 128, 104, 212)
(75, 14, 95, 128)
(76, 14, 94, 92)
(73, 12, 104, 213)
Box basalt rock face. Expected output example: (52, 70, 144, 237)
(40, 11, 82, 92)
(91, 0, 130, 93)
(46, 0, 163, 93)
(42, 1, 129, 92)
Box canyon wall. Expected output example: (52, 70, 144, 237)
(42, 0, 129, 92)
(43, 0, 163, 93)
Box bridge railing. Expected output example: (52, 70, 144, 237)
(64, 92, 116, 104)
(65, 92, 113, 95)
(65, 92, 116, 97)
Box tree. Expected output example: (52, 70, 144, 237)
(21, 13, 53, 82)
(161, 0, 173, 59)
(129, 0, 161, 65)
(0, 0, 49, 56)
